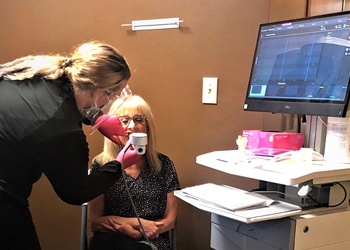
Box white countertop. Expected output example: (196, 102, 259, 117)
(196, 150, 350, 185)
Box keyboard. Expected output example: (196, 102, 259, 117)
(182, 183, 272, 211)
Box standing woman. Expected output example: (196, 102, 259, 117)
(0, 41, 131, 249)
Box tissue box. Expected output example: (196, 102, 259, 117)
(242, 130, 303, 151)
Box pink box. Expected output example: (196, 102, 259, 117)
(242, 130, 304, 151)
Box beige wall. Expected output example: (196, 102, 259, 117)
(0, 0, 323, 249)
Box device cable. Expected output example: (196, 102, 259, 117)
(121, 145, 155, 249)
(307, 182, 347, 208)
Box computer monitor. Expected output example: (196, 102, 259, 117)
(244, 11, 350, 117)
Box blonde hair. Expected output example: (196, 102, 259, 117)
(0, 41, 130, 92)
(93, 95, 162, 172)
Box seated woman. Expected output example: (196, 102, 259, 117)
(88, 95, 181, 250)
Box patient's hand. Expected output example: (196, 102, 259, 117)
(136, 219, 164, 240)
(97, 216, 164, 240)
(117, 224, 143, 239)
(99, 219, 143, 239)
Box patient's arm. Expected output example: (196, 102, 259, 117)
(88, 191, 178, 239)
(88, 194, 141, 238)
(88, 194, 163, 239)
(154, 191, 178, 234)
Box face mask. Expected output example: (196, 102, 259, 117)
(81, 85, 132, 126)
(81, 106, 102, 125)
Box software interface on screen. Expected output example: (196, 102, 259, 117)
(248, 14, 350, 102)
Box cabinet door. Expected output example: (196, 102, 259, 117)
(293, 209, 350, 249)
(211, 214, 294, 250)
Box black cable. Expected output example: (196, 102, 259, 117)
(297, 115, 301, 133)
(306, 193, 323, 207)
(307, 182, 347, 208)
(121, 145, 155, 249)
(328, 182, 347, 208)
(254, 182, 347, 208)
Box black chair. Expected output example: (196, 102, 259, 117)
(169, 220, 177, 250)
(80, 202, 88, 250)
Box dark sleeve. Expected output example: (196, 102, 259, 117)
(34, 131, 121, 205)
(159, 154, 181, 193)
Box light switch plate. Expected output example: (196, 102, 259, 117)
(202, 77, 218, 104)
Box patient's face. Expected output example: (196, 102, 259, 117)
(118, 108, 147, 146)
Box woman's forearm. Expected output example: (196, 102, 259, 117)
(91, 215, 143, 239)
(90, 215, 139, 232)
(90, 216, 117, 232)
(155, 217, 176, 234)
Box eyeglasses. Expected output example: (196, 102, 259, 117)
(118, 115, 147, 127)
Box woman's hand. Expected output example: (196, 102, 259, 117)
(98, 217, 143, 239)
(115, 223, 143, 239)
(136, 219, 164, 240)
(99, 217, 164, 240)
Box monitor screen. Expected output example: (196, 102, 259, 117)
(244, 11, 350, 117)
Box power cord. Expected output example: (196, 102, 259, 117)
(307, 182, 347, 208)
(253, 183, 347, 208)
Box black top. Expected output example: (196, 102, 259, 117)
(91, 153, 181, 250)
(0, 76, 121, 206)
